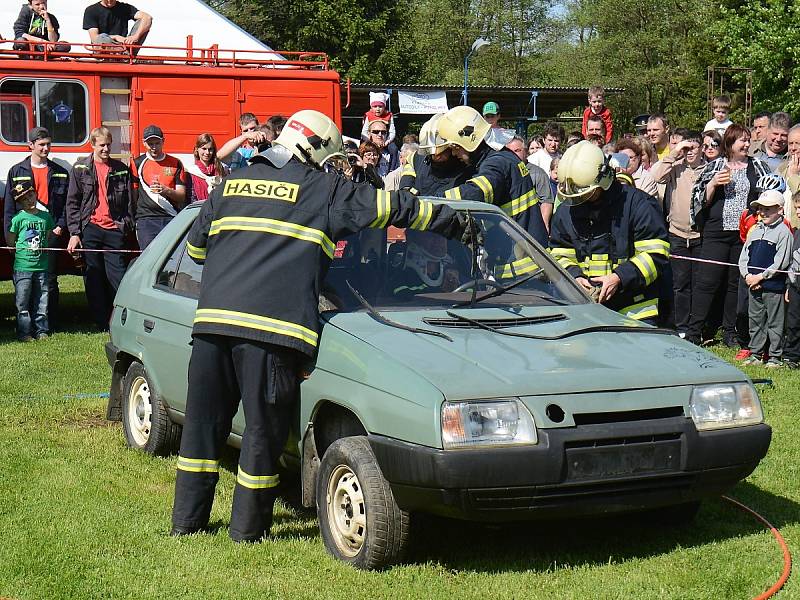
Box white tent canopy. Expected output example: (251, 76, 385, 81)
(1, 0, 277, 56)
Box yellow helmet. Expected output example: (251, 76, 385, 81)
(273, 110, 344, 168)
(434, 106, 491, 153)
(557, 141, 614, 205)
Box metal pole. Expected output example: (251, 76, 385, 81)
(462, 50, 473, 106)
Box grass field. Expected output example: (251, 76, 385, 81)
(1, 276, 799, 599)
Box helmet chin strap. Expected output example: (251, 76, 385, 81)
(295, 143, 320, 169)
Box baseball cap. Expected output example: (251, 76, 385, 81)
(28, 127, 50, 143)
(751, 189, 784, 208)
(482, 101, 500, 116)
(142, 125, 164, 140)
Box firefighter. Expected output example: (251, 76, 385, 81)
(171, 110, 472, 542)
(398, 113, 475, 196)
(428, 106, 549, 247)
(549, 141, 670, 324)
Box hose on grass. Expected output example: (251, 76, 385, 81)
(722, 495, 792, 599)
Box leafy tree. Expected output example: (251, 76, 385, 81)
(710, 0, 800, 115)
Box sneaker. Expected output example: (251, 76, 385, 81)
(741, 355, 763, 366)
(735, 349, 752, 361)
(18, 335, 34, 343)
(722, 334, 739, 349)
(783, 359, 800, 369)
(35, 333, 49, 341)
(765, 358, 784, 369)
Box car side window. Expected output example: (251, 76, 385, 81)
(173, 245, 204, 298)
(156, 234, 185, 289)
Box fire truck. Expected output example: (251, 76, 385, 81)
(0, 35, 341, 277)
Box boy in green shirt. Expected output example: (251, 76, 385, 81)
(7, 184, 55, 341)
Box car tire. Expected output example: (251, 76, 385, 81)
(317, 436, 410, 570)
(121, 361, 181, 456)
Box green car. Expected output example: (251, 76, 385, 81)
(105, 200, 771, 569)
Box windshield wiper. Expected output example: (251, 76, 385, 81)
(346, 280, 453, 342)
(445, 310, 675, 340)
(452, 269, 563, 307)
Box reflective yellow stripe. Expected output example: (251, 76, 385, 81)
(500, 190, 539, 217)
(177, 456, 219, 473)
(630, 253, 658, 285)
(409, 199, 434, 231)
(208, 217, 335, 259)
(394, 284, 428, 294)
(11, 176, 31, 181)
(194, 308, 318, 347)
(495, 256, 540, 279)
(186, 242, 206, 260)
(236, 466, 279, 490)
(369, 190, 392, 228)
(444, 187, 462, 200)
(401, 154, 417, 178)
(634, 238, 670, 256)
(467, 175, 494, 204)
(110, 171, 128, 177)
(618, 297, 659, 320)
(550, 247, 579, 269)
(52, 173, 68, 178)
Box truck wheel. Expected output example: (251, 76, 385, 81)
(317, 436, 410, 570)
(121, 362, 180, 456)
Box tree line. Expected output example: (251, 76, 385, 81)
(204, 0, 798, 132)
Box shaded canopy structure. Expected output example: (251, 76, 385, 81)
(343, 83, 624, 139)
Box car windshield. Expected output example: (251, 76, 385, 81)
(322, 209, 588, 312)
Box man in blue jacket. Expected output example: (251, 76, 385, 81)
(4, 127, 69, 327)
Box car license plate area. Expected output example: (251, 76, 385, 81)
(566, 441, 681, 481)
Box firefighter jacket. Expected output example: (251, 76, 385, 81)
(440, 145, 549, 247)
(4, 157, 69, 233)
(398, 151, 474, 197)
(186, 156, 466, 357)
(549, 180, 670, 322)
(66, 155, 134, 236)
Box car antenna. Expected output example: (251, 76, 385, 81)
(467, 210, 479, 309)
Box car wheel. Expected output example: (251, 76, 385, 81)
(317, 436, 410, 570)
(121, 361, 180, 456)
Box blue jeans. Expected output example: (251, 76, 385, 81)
(136, 216, 174, 251)
(13, 271, 49, 339)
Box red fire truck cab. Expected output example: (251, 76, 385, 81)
(0, 39, 342, 278)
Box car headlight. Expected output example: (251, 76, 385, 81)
(689, 383, 763, 431)
(441, 399, 537, 449)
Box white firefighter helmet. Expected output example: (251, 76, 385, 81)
(418, 113, 446, 156)
(434, 106, 491, 153)
(557, 140, 614, 205)
(273, 110, 344, 168)
(405, 230, 450, 287)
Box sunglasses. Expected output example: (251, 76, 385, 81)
(370, 130, 388, 136)
(702, 142, 719, 149)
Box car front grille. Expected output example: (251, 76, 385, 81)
(468, 473, 695, 511)
(423, 314, 567, 329)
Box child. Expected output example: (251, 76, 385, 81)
(784, 192, 800, 368)
(581, 85, 613, 143)
(7, 184, 56, 342)
(360, 92, 396, 145)
(703, 95, 733, 135)
(738, 190, 794, 367)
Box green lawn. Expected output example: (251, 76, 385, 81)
(1, 276, 798, 599)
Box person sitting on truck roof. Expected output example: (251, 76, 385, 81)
(13, 0, 71, 54)
(130, 125, 187, 250)
(217, 113, 267, 172)
(83, 0, 152, 56)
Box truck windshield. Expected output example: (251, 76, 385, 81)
(321, 210, 588, 312)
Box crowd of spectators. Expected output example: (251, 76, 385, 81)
(516, 87, 800, 368)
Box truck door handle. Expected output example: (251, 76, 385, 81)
(143, 319, 155, 333)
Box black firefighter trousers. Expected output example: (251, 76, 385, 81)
(171, 334, 301, 542)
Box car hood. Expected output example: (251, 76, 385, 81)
(321, 304, 746, 400)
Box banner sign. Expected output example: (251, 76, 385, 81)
(397, 90, 449, 114)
